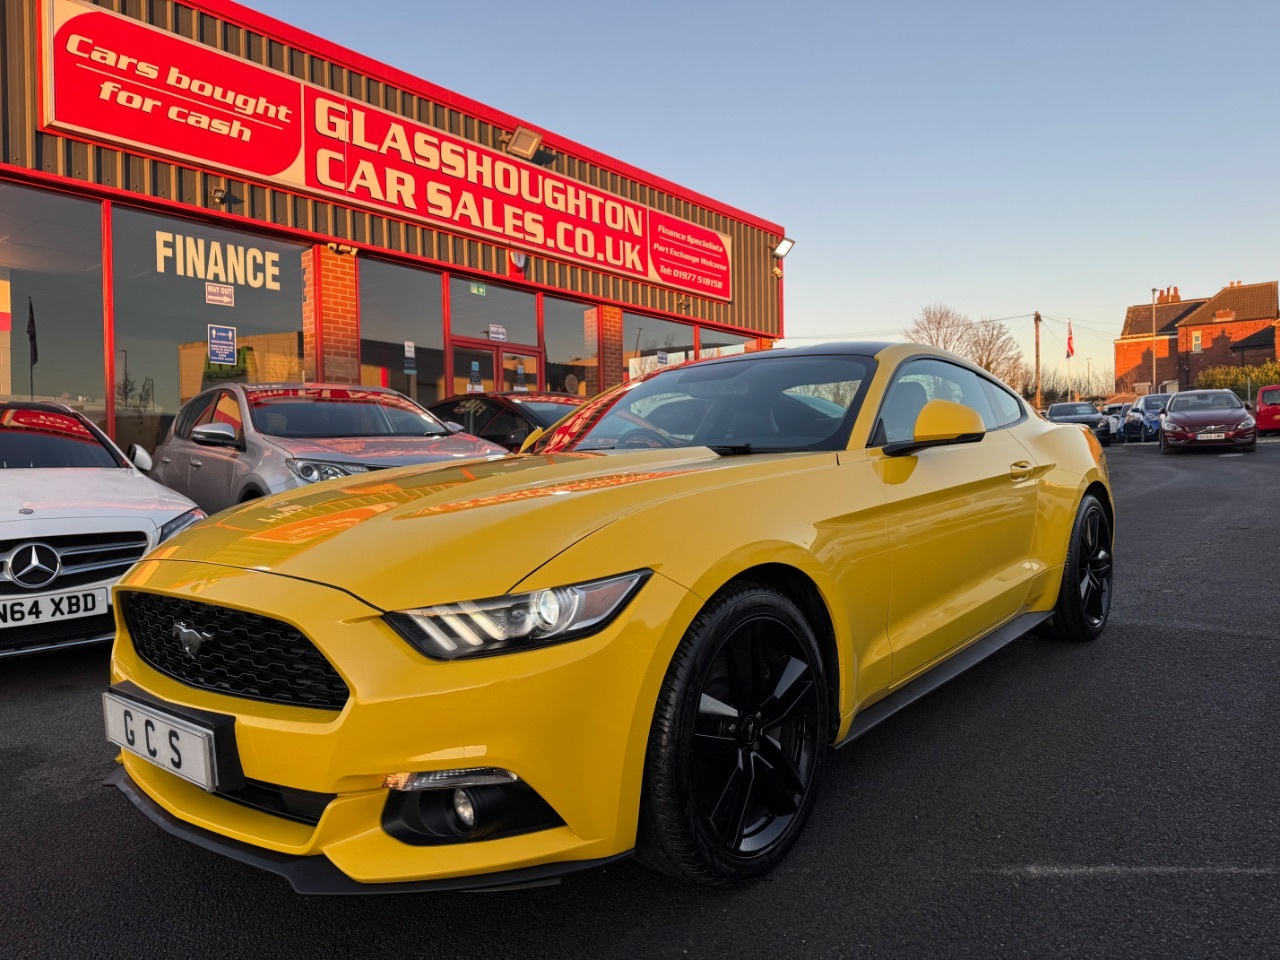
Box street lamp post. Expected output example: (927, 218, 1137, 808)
(1151, 287, 1158, 390)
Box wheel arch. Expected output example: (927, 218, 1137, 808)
(718, 563, 843, 743)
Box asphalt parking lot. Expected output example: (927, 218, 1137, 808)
(3, 441, 1279, 959)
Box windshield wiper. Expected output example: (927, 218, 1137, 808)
(706, 444, 810, 456)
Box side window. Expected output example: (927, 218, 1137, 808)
(176, 393, 217, 439)
(874, 358, 998, 444)
(477, 409, 523, 445)
(210, 391, 245, 442)
(981, 379, 1025, 428)
(437, 397, 498, 435)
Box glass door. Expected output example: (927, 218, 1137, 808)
(452, 346, 495, 395)
(502, 351, 541, 393)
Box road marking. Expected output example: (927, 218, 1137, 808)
(1220, 453, 1243, 458)
(996, 865, 1279, 877)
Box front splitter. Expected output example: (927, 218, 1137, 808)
(105, 766, 632, 895)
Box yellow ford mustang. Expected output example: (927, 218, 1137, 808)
(103, 342, 1113, 892)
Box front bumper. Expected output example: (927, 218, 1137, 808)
(1162, 428, 1255, 448)
(108, 558, 698, 888)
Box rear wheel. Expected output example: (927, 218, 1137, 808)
(1044, 494, 1113, 642)
(637, 584, 829, 884)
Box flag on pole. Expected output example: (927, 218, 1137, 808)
(27, 297, 38, 366)
(1065, 321, 1074, 360)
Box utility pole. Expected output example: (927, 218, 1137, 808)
(1151, 287, 1158, 390)
(1033, 311, 1042, 410)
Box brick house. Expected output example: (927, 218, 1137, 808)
(1115, 283, 1279, 393)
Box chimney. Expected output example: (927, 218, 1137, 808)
(1172, 286, 1179, 301)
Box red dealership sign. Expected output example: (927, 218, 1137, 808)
(40, 0, 733, 301)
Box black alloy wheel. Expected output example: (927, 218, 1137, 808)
(638, 585, 829, 883)
(1044, 493, 1113, 642)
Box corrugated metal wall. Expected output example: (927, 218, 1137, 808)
(0, 0, 780, 335)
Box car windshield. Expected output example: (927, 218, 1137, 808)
(1050, 404, 1097, 417)
(1138, 394, 1169, 412)
(512, 398, 587, 426)
(1168, 392, 1243, 413)
(246, 388, 448, 438)
(533, 354, 874, 454)
(0, 407, 121, 468)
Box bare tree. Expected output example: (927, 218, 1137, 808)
(966, 317, 1025, 388)
(902, 304, 972, 354)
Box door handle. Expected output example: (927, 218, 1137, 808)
(160, 457, 171, 464)
(1009, 460, 1034, 480)
(191, 459, 203, 468)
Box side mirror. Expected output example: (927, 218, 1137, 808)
(1159, 407, 1167, 415)
(1245, 401, 1254, 412)
(519, 427, 545, 453)
(443, 420, 466, 434)
(127, 444, 153, 472)
(884, 400, 986, 457)
(191, 422, 239, 447)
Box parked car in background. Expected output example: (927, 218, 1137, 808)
(1255, 384, 1280, 435)
(1046, 402, 1111, 446)
(146, 384, 507, 515)
(1160, 389, 1256, 453)
(1124, 393, 1171, 442)
(1103, 403, 1130, 443)
(0, 401, 203, 658)
(425, 392, 587, 452)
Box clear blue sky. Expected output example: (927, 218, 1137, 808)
(258, 0, 1280, 375)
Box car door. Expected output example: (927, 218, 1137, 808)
(186, 389, 247, 513)
(151, 391, 217, 496)
(871, 358, 1040, 681)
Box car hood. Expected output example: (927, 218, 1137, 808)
(1164, 410, 1250, 428)
(0, 468, 196, 526)
(151, 448, 820, 611)
(265, 433, 507, 465)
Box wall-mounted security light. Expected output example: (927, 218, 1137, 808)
(771, 237, 795, 259)
(500, 126, 543, 161)
(326, 242, 357, 256)
(211, 188, 227, 204)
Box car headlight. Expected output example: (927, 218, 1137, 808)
(1161, 420, 1184, 432)
(158, 507, 206, 543)
(1238, 417, 1256, 429)
(386, 570, 651, 660)
(287, 459, 370, 483)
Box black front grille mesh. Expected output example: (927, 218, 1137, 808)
(120, 592, 349, 710)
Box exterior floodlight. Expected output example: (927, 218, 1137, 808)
(771, 237, 795, 259)
(502, 126, 543, 160)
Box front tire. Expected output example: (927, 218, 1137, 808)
(1044, 494, 1113, 642)
(637, 584, 830, 884)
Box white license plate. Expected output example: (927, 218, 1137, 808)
(0, 587, 108, 629)
(103, 692, 216, 791)
(1197, 433, 1226, 440)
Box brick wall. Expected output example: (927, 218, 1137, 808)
(599, 305, 624, 390)
(301, 245, 360, 384)
(1179, 319, 1276, 383)
(1114, 336, 1178, 392)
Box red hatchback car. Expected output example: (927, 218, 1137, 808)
(1160, 389, 1257, 453)
(1256, 384, 1280, 435)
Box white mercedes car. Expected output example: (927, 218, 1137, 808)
(1, 401, 203, 658)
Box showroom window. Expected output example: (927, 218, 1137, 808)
(448, 277, 536, 346)
(700, 328, 755, 359)
(0, 183, 104, 427)
(111, 208, 307, 452)
(622, 313, 695, 381)
(543, 295, 596, 395)
(359, 258, 445, 405)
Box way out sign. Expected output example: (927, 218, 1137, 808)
(208, 324, 237, 365)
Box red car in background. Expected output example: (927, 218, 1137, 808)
(1256, 384, 1280, 435)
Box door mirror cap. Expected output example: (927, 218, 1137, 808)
(884, 400, 986, 457)
(443, 420, 466, 434)
(191, 422, 239, 447)
(1245, 401, 1254, 412)
(127, 444, 153, 472)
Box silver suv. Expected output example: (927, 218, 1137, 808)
(145, 383, 506, 514)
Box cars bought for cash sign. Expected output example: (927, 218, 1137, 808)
(40, 0, 734, 301)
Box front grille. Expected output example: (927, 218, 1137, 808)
(119, 592, 349, 711)
(0, 531, 149, 596)
(0, 610, 115, 655)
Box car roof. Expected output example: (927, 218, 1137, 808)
(0, 400, 77, 414)
(430, 392, 582, 403)
(234, 382, 400, 394)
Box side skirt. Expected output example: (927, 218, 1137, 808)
(835, 610, 1052, 750)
